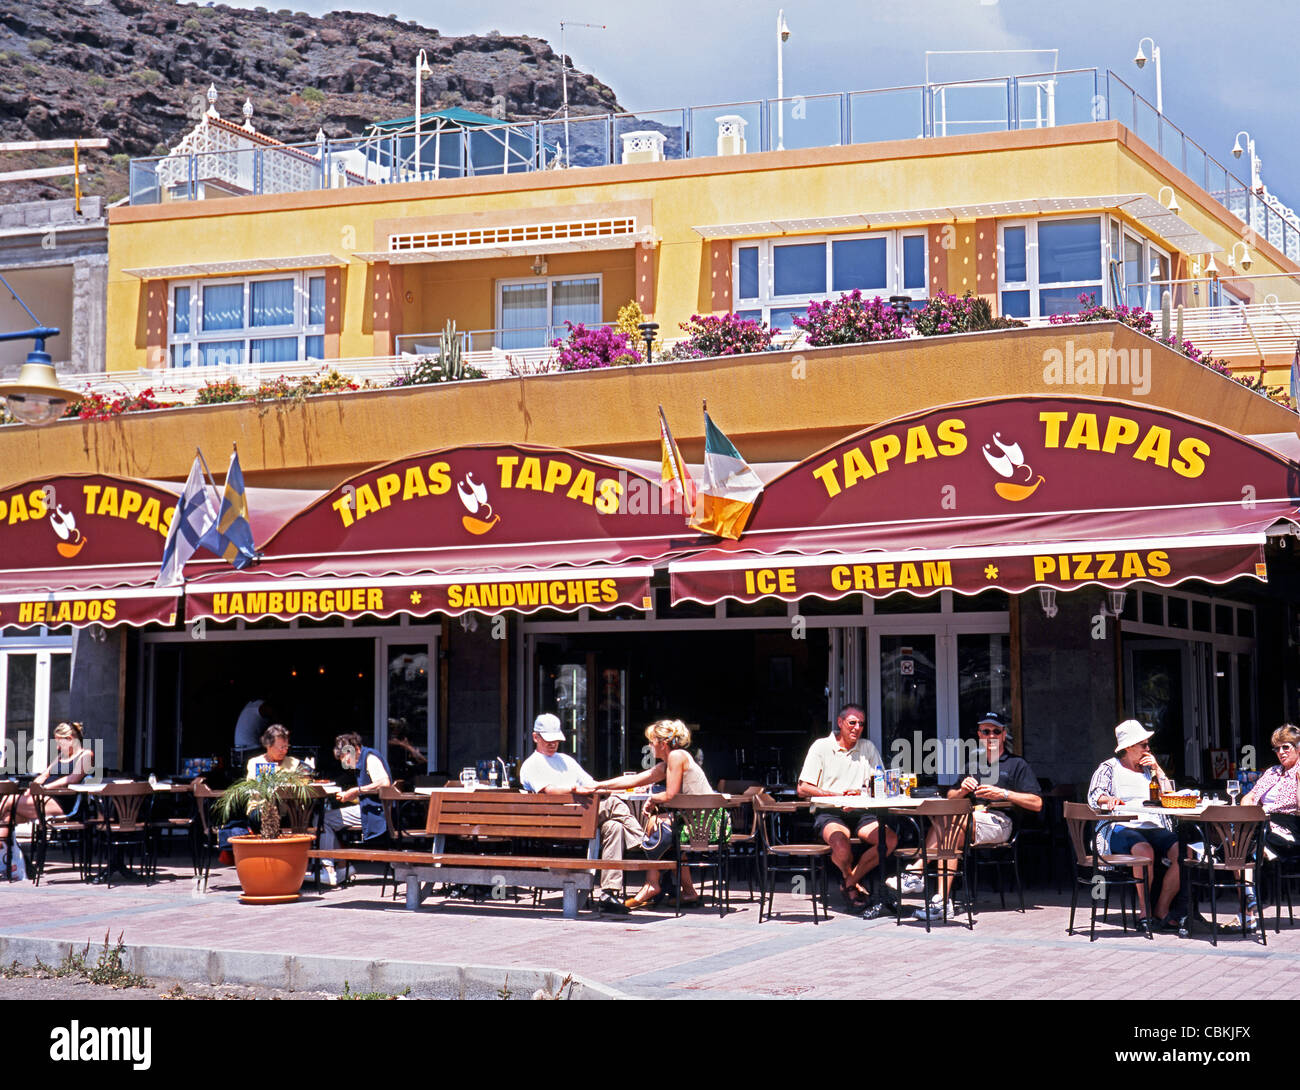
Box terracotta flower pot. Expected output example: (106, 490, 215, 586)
(229, 833, 314, 904)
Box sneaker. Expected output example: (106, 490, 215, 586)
(887, 871, 925, 896)
(859, 901, 890, 921)
(913, 897, 953, 922)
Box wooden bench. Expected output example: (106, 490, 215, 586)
(307, 791, 676, 918)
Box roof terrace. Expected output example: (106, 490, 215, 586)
(127, 67, 1298, 261)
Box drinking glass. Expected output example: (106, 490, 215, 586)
(460, 767, 478, 789)
(1227, 779, 1241, 805)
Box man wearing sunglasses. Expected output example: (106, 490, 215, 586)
(798, 704, 899, 918)
(892, 711, 1041, 920)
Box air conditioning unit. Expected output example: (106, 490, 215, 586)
(715, 115, 748, 157)
(620, 130, 666, 164)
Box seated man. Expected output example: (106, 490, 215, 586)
(519, 713, 643, 915)
(797, 704, 898, 918)
(895, 711, 1041, 920)
(319, 732, 391, 888)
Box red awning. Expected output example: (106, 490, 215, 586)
(185, 565, 655, 622)
(671, 396, 1300, 606)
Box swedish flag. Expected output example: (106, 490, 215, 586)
(200, 448, 260, 569)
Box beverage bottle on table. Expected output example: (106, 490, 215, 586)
(873, 763, 885, 799)
(1148, 769, 1160, 803)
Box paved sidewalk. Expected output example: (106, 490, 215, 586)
(1, 862, 1295, 1000)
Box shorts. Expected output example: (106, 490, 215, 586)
(972, 808, 1013, 845)
(1108, 825, 1178, 858)
(814, 809, 879, 839)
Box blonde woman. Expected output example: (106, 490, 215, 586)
(596, 719, 712, 909)
(0, 722, 94, 824)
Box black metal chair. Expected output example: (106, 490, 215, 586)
(27, 784, 90, 884)
(1184, 805, 1267, 947)
(889, 798, 974, 932)
(967, 806, 1026, 912)
(753, 791, 831, 923)
(1063, 803, 1151, 941)
(191, 779, 225, 891)
(663, 794, 743, 917)
(1263, 842, 1300, 934)
(87, 782, 155, 886)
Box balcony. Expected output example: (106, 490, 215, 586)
(125, 69, 1299, 262)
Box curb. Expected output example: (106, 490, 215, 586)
(0, 933, 630, 1000)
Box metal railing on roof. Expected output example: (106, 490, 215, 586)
(125, 69, 1299, 261)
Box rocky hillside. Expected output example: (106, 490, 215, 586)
(0, 0, 624, 202)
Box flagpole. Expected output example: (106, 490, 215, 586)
(194, 446, 219, 493)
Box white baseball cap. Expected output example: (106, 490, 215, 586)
(533, 713, 565, 741)
(1114, 719, 1155, 753)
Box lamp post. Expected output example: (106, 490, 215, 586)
(1232, 130, 1261, 193)
(638, 321, 659, 364)
(888, 294, 912, 331)
(1133, 37, 1162, 115)
(413, 49, 432, 179)
(560, 21, 606, 168)
(776, 10, 791, 151)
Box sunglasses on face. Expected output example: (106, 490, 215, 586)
(842, 718, 864, 726)
(977, 729, 1005, 737)
(1275, 744, 1297, 753)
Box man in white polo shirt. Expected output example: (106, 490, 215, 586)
(797, 703, 898, 918)
(519, 712, 644, 914)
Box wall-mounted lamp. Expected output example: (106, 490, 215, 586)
(1039, 587, 1058, 618)
(0, 273, 76, 427)
(530, 256, 549, 277)
(1108, 589, 1127, 617)
(1156, 185, 1180, 216)
(1204, 253, 1219, 277)
(1227, 241, 1252, 271)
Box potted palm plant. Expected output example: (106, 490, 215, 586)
(213, 766, 316, 904)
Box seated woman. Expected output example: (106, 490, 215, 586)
(0, 721, 94, 826)
(1241, 723, 1300, 926)
(595, 719, 713, 909)
(1087, 719, 1180, 935)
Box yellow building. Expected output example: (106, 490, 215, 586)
(3, 70, 1300, 793)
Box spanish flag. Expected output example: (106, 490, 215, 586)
(659, 405, 697, 519)
(691, 410, 763, 540)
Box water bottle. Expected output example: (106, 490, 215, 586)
(873, 763, 885, 799)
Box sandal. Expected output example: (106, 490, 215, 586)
(624, 890, 659, 909)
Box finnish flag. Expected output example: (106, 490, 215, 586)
(155, 456, 217, 588)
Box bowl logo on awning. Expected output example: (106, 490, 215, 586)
(457, 472, 499, 536)
(981, 431, 1044, 503)
(49, 504, 87, 559)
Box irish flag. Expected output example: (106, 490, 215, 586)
(658, 406, 697, 518)
(691, 410, 763, 540)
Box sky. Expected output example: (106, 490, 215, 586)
(222, 0, 1299, 210)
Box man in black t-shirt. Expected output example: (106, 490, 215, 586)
(892, 712, 1042, 920)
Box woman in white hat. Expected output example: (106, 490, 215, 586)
(1086, 719, 1180, 934)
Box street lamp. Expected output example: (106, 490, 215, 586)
(1232, 130, 1262, 193)
(413, 49, 432, 179)
(776, 10, 791, 151)
(1133, 37, 1162, 115)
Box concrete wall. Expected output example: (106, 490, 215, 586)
(69, 627, 124, 774)
(1019, 590, 1120, 792)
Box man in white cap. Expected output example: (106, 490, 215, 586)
(1087, 719, 1180, 934)
(519, 712, 645, 914)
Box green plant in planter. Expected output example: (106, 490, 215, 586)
(213, 766, 314, 839)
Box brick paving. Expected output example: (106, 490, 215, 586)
(2, 856, 1297, 1000)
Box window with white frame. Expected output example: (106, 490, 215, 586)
(496, 275, 601, 350)
(168, 272, 327, 368)
(999, 216, 1106, 319)
(731, 230, 928, 331)
(1109, 219, 1171, 311)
